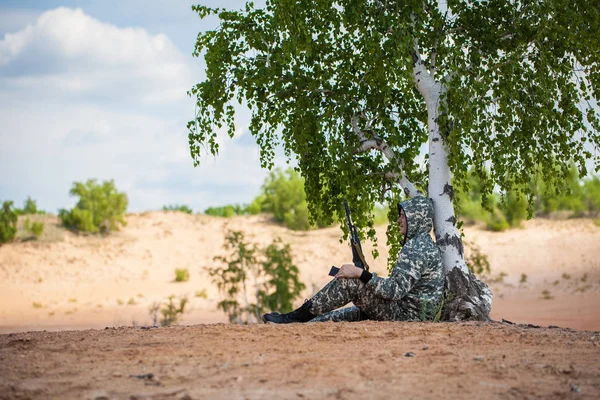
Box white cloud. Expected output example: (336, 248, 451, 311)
(0, 7, 194, 106)
(0, 7, 285, 213)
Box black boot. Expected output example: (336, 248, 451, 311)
(262, 300, 315, 324)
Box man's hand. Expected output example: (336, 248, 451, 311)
(335, 263, 363, 279)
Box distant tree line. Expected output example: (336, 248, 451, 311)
(456, 166, 600, 231)
(1, 167, 599, 245)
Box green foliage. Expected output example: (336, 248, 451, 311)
(260, 168, 329, 230)
(259, 238, 306, 313)
(206, 230, 305, 323)
(464, 242, 491, 276)
(160, 295, 188, 326)
(163, 204, 193, 214)
(207, 230, 260, 323)
(174, 268, 190, 282)
(204, 204, 238, 217)
(485, 209, 510, 232)
(0, 201, 18, 244)
(24, 218, 44, 239)
(189, 1, 599, 260)
(204, 201, 262, 217)
(14, 197, 46, 216)
(582, 176, 600, 216)
(59, 179, 128, 234)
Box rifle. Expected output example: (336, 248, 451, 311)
(328, 200, 369, 276)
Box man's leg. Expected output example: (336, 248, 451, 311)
(310, 306, 367, 322)
(310, 278, 417, 322)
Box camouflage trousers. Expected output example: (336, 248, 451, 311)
(308, 278, 419, 322)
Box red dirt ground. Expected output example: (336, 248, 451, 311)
(1, 321, 599, 399)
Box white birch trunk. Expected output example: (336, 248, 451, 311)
(413, 59, 493, 320)
(413, 62, 468, 274)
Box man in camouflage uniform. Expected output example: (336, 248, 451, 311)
(262, 195, 445, 323)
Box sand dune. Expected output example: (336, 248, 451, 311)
(0, 213, 599, 333)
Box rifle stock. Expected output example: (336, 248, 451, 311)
(328, 200, 369, 276)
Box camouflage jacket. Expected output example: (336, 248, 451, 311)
(365, 196, 444, 320)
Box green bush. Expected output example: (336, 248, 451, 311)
(207, 230, 305, 323)
(14, 197, 46, 216)
(582, 176, 600, 216)
(24, 218, 44, 239)
(485, 208, 510, 232)
(163, 204, 193, 214)
(59, 179, 128, 234)
(501, 188, 528, 228)
(260, 168, 329, 230)
(0, 201, 18, 244)
(204, 204, 243, 217)
(174, 268, 190, 282)
(160, 295, 188, 326)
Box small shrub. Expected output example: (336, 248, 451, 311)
(581, 273, 588, 282)
(59, 179, 128, 234)
(208, 230, 305, 323)
(32, 302, 43, 308)
(163, 204, 193, 214)
(159, 295, 188, 326)
(24, 218, 44, 239)
(489, 272, 508, 284)
(117, 298, 124, 305)
(22, 197, 40, 215)
(540, 289, 553, 300)
(520, 274, 528, 284)
(195, 289, 208, 299)
(127, 297, 136, 305)
(0, 201, 18, 244)
(594, 219, 600, 227)
(562, 273, 571, 280)
(465, 242, 491, 275)
(174, 268, 190, 282)
(485, 209, 510, 232)
(68, 298, 77, 303)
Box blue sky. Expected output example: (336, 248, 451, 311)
(0, 0, 280, 213)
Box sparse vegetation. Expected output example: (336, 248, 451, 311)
(195, 289, 208, 299)
(160, 295, 188, 326)
(59, 179, 128, 234)
(488, 272, 508, 284)
(16, 197, 45, 216)
(575, 285, 592, 293)
(32, 302, 43, 309)
(174, 268, 190, 282)
(21, 217, 45, 240)
(465, 241, 491, 276)
(117, 298, 124, 305)
(562, 273, 571, 280)
(520, 274, 528, 284)
(541, 289, 554, 300)
(207, 230, 305, 323)
(0, 201, 18, 244)
(581, 273, 588, 283)
(68, 298, 77, 303)
(163, 204, 193, 214)
(127, 298, 136, 305)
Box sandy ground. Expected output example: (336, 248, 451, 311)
(1, 213, 600, 398)
(1, 213, 599, 332)
(1, 322, 599, 399)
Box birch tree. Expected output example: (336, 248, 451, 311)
(187, 0, 600, 320)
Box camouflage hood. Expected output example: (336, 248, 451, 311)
(398, 196, 434, 244)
